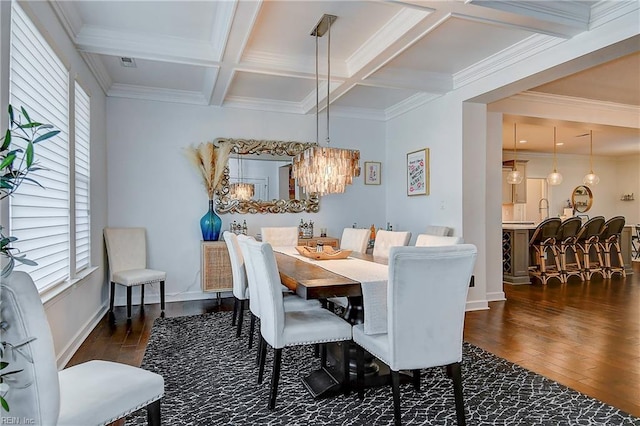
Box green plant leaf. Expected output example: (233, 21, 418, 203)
(0, 153, 16, 170)
(0, 362, 8, 370)
(20, 106, 30, 123)
(14, 257, 37, 267)
(0, 129, 10, 151)
(1, 395, 8, 412)
(32, 130, 59, 144)
(7, 105, 14, 122)
(25, 142, 34, 168)
(18, 122, 40, 129)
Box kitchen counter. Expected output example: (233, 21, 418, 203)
(502, 223, 634, 284)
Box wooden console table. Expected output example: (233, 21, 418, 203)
(297, 236, 339, 248)
(201, 241, 233, 293)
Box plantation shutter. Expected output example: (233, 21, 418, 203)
(75, 82, 91, 273)
(9, 2, 70, 291)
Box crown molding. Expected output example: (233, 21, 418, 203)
(329, 105, 386, 122)
(49, 1, 83, 40)
(108, 84, 208, 105)
(363, 68, 451, 93)
(79, 52, 111, 95)
(453, 33, 562, 89)
(590, 0, 640, 29)
(385, 92, 442, 120)
(515, 91, 640, 115)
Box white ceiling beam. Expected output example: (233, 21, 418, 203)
(362, 68, 451, 93)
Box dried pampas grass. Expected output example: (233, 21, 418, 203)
(185, 141, 233, 199)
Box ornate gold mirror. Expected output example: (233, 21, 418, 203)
(213, 138, 320, 214)
(571, 185, 593, 213)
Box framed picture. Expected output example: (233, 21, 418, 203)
(407, 148, 429, 196)
(364, 161, 381, 185)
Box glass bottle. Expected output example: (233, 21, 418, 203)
(242, 220, 247, 235)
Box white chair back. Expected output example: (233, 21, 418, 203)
(415, 234, 463, 246)
(245, 239, 286, 349)
(103, 227, 147, 281)
(223, 231, 249, 300)
(424, 225, 453, 236)
(237, 234, 260, 317)
(340, 228, 370, 253)
(387, 245, 477, 371)
(260, 227, 299, 247)
(1, 272, 60, 423)
(373, 230, 411, 258)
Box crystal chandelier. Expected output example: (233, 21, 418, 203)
(292, 14, 360, 196)
(506, 123, 523, 185)
(583, 130, 599, 185)
(229, 151, 254, 201)
(546, 127, 563, 186)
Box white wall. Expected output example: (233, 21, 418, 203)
(106, 99, 386, 304)
(0, 1, 109, 367)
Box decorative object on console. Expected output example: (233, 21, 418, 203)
(506, 123, 523, 185)
(292, 14, 360, 196)
(583, 130, 600, 186)
(185, 141, 233, 240)
(546, 127, 563, 186)
(298, 219, 314, 239)
(364, 162, 381, 185)
(295, 245, 351, 260)
(407, 148, 429, 196)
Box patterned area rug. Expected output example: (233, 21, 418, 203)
(126, 312, 638, 425)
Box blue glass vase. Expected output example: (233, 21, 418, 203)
(200, 199, 222, 241)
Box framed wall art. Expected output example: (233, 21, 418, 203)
(364, 161, 381, 185)
(407, 148, 429, 196)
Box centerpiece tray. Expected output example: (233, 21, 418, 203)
(295, 246, 352, 260)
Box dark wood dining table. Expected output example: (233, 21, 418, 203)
(274, 251, 390, 397)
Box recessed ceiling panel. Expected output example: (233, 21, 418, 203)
(227, 72, 315, 103)
(386, 17, 534, 74)
(531, 52, 640, 106)
(333, 85, 418, 110)
(245, 1, 401, 63)
(103, 56, 208, 92)
(74, 1, 218, 40)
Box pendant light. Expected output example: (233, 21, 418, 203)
(292, 14, 360, 196)
(229, 150, 254, 201)
(546, 126, 563, 186)
(506, 123, 523, 185)
(583, 130, 599, 185)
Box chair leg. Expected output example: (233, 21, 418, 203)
(126, 286, 132, 318)
(450, 362, 466, 426)
(256, 333, 263, 366)
(268, 348, 282, 410)
(109, 282, 115, 312)
(249, 313, 256, 349)
(236, 299, 245, 338)
(356, 345, 365, 400)
(159, 281, 165, 311)
(342, 341, 350, 395)
(140, 284, 145, 307)
(391, 370, 402, 426)
(232, 297, 239, 326)
(258, 337, 268, 384)
(412, 369, 420, 392)
(146, 399, 161, 426)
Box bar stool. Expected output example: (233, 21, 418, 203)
(528, 218, 562, 285)
(554, 217, 583, 283)
(575, 216, 605, 281)
(598, 216, 626, 278)
(631, 224, 640, 260)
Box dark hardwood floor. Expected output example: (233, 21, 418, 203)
(68, 264, 640, 419)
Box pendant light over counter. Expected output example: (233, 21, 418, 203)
(546, 126, 563, 186)
(292, 14, 360, 196)
(506, 123, 523, 185)
(583, 130, 600, 185)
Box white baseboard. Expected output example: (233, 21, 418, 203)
(487, 291, 506, 302)
(465, 299, 489, 311)
(113, 289, 233, 307)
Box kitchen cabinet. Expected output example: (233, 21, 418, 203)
(502, 160, 527, 204)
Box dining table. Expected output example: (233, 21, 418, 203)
(273, 248, 396, 398)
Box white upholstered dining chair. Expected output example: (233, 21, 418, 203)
(372, 230, 411, 258)
(223, 231, 250, 337)
(340, 228, 371, 253)
(415, 234, 463, 246)
(1, 271, 164, 425)
(260, 226, 299, 247)
(104, 227, 166, 318)
(424, 225, 453, 236)
(353, 245, 477, 426)
(244, 239, 353, 410)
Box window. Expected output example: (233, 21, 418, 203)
(8, 3, 91, 292)
(75, 83, 91, 273)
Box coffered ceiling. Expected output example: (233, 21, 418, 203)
(50, 0, 639, 155)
